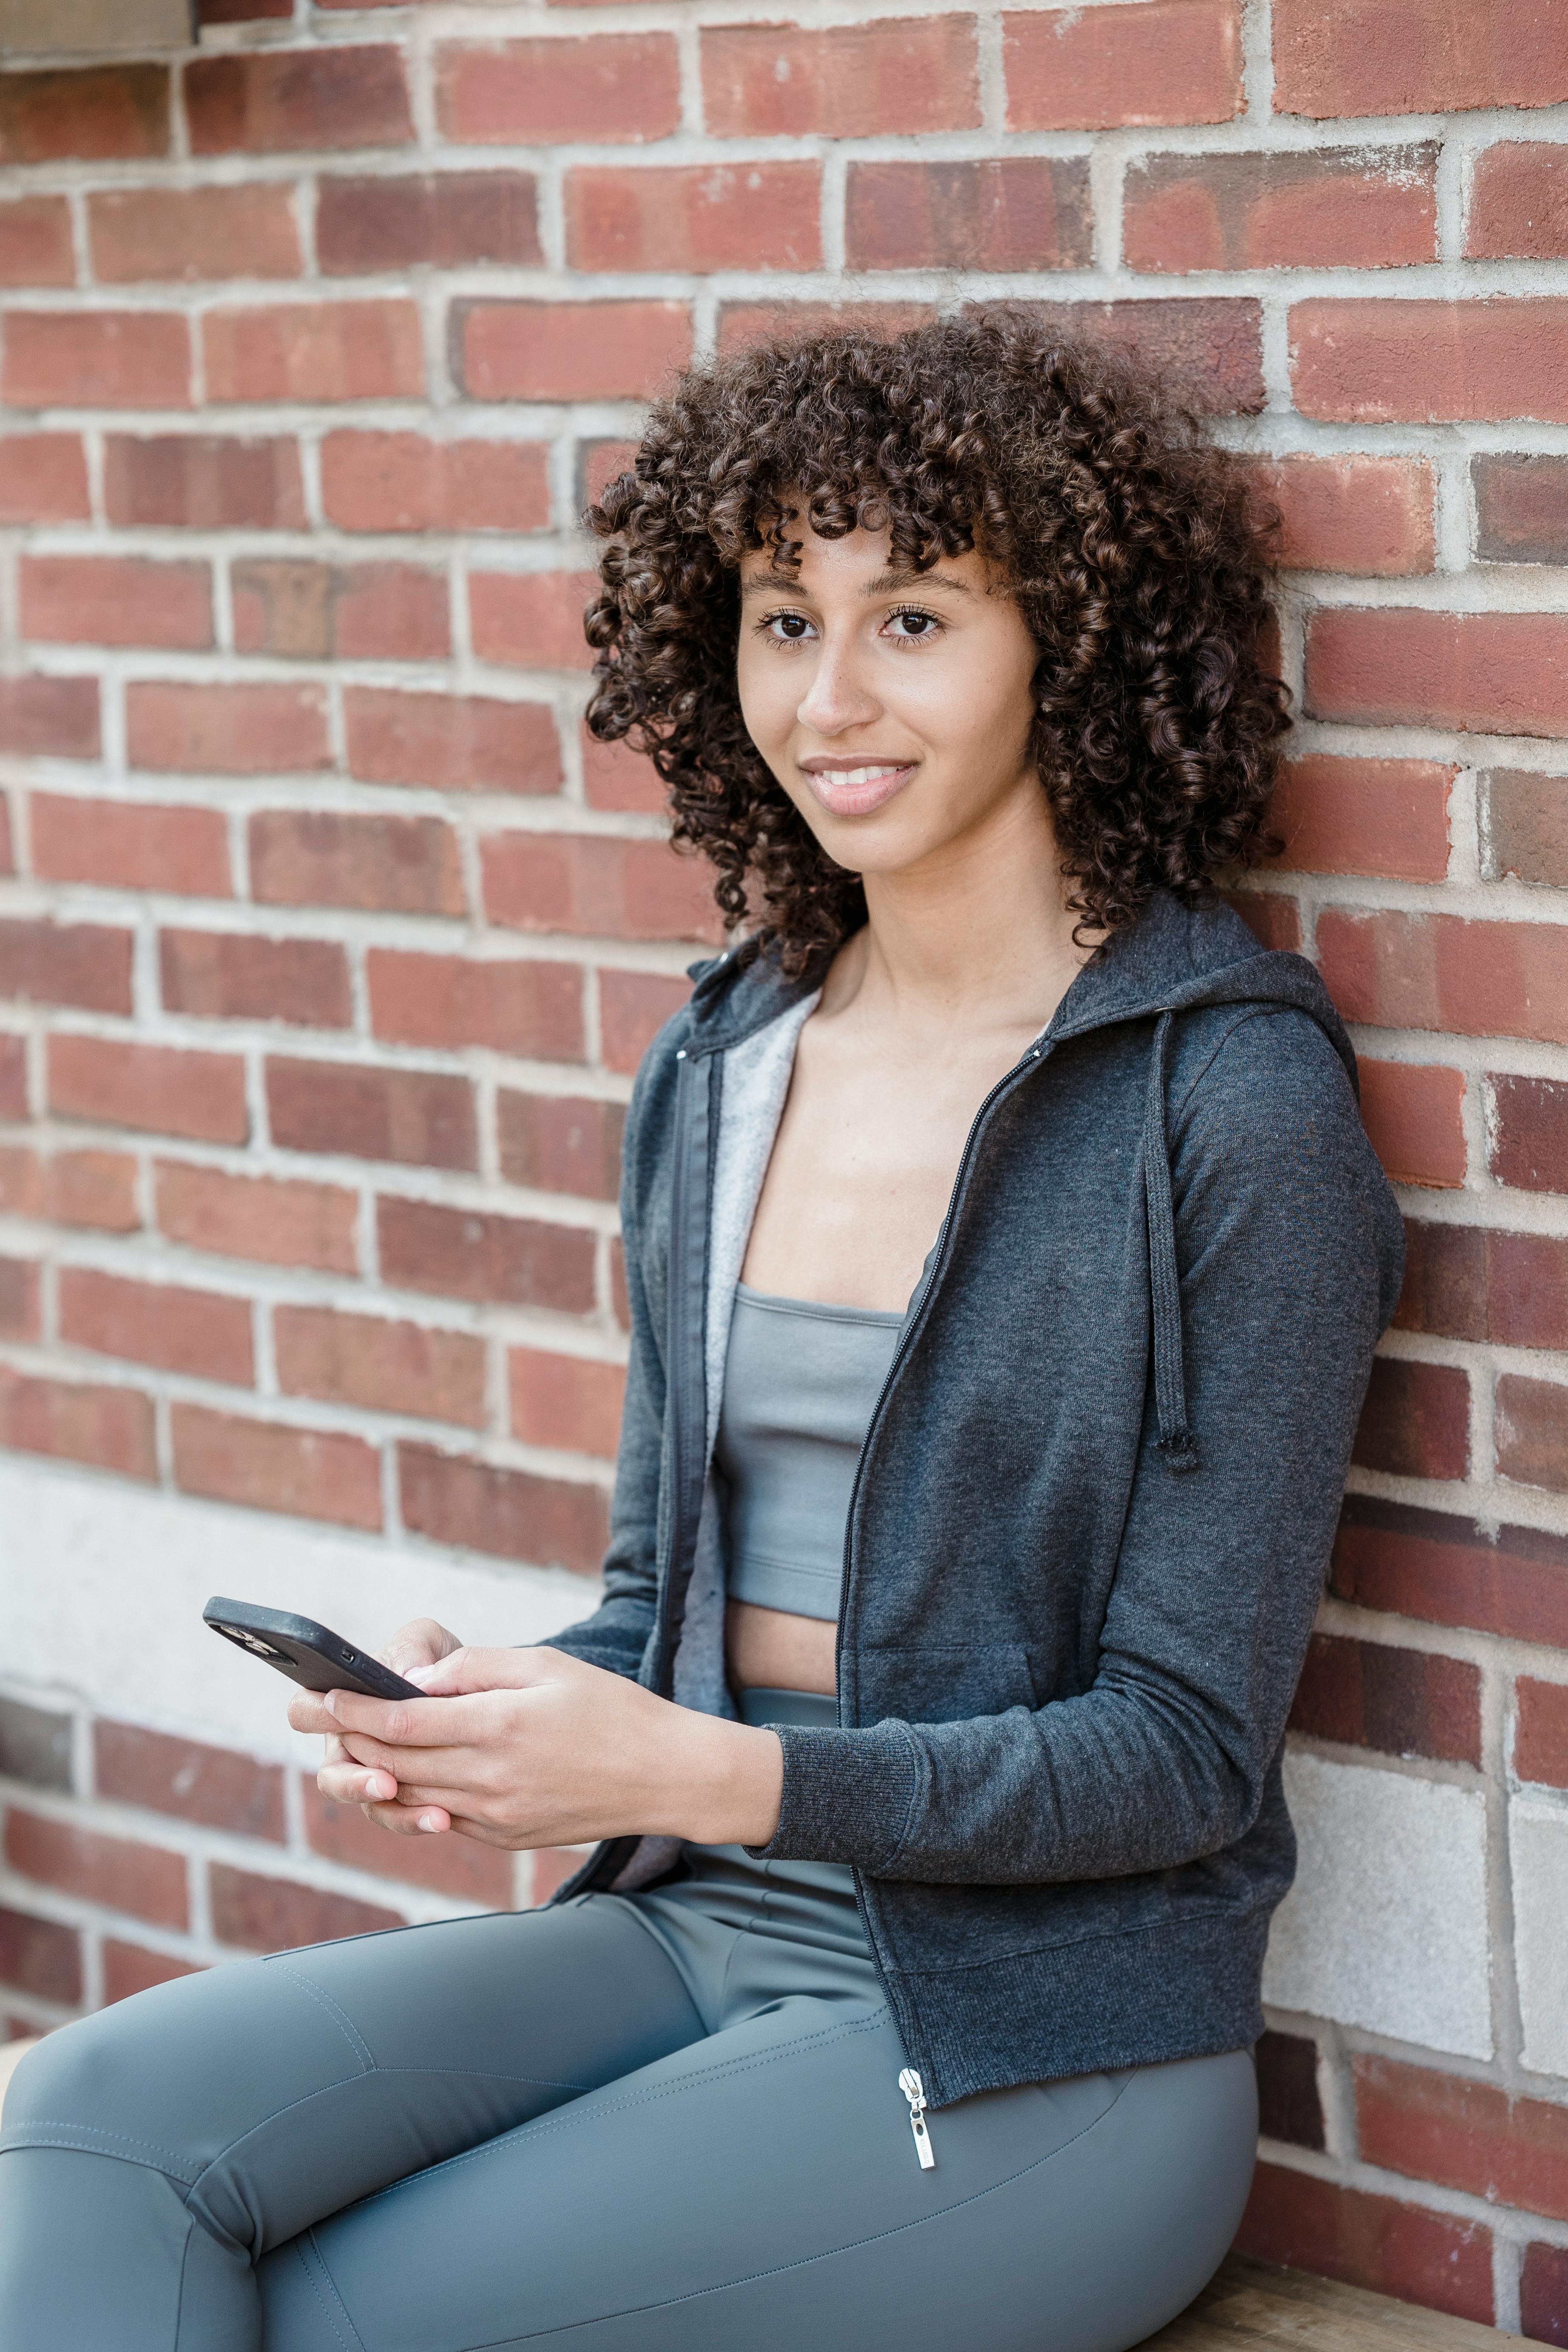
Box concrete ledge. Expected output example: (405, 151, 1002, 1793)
(1148, 2255, 1504, 2347)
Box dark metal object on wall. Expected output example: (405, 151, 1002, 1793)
(1, 0, 196, 56)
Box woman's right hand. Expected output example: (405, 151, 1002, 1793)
(288, 1617, 462, 1829)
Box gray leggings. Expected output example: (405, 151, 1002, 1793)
(0, 1700, 1257, 2352)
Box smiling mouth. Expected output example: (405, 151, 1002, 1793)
(799, 760, 917, 816)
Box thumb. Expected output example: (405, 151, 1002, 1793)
(405, 1644, 563, 1697)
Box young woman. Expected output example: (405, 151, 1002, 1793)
(0, 313, 1403, 2352)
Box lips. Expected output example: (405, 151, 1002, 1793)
(799, 760, 917, 818)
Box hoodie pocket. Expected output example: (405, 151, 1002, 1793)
(852, 1641, 1036, 1726)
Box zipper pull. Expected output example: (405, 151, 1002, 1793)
(899, 2067, 936, 2170)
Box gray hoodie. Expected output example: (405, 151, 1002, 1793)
(547, 890, 1405, 2107)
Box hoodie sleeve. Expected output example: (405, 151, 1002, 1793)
(753, 1007, 1405, 1881)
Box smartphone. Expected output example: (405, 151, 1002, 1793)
(203, 1597, 423, 1701)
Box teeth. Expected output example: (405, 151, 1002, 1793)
(828, 764, 904, 787)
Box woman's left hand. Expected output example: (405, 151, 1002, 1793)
(289, 1646, 784, 1853)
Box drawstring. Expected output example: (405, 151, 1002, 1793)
(1144, 1010, 1199, 1476)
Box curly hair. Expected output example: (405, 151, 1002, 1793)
(583, 307, 1289, 978)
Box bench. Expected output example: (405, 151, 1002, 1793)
(0, 2039, 1505, 2345)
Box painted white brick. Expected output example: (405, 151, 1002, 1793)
(1510, 1796, 1568, 2080)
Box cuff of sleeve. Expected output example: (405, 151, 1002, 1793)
(744, 1721, 922, 1873)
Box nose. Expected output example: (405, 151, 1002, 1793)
(795, 629, 881, 737)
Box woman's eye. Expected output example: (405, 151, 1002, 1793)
(885, 608, 941, 642)
(763, 612, 817, 643)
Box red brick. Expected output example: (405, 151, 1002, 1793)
(185, 48, 412, 155)
(0, 1039, 25, 1121)
(1249, 456, 1435, 577)
(209, 1863, 398, 1954)
(510, 1348, 624, 1457)
(704, 17, 978, 137)
(996, 296, 1263, 416)
(457, 301, 691, 403)
(301, 1778, 511, 1904)
(1273, 0, 1568, 120)
(1491, 1075, 1568, 1197)
(527, 1848, 585, 1904)
(2, 311, 192, 410)
(1497, 1376, 1568, 1497)
(0, 64, 169, 164)
(1356, 2056, 1568, 2227)
(1358, 1061, 1466, 1190)
(498, 1091, 623, 1201)
(345, 689, 558, 795)
(31, 797, 230, 899)
(1123, 147, 1433, 273)
(95, 1720, 284, 1841)
(1272, 756, 1450, 883)
(4, 1810, 187, 1930)
(1524, 2242, 1568, 2346)
(367, 951, 583, 1060)
(0, 434, 89, 525)
(321, 431, 548, 535)
(0, 802, 13, 878)
(204, 302, 423, 404)
(567, 163, 822, 274)
(1236, 2161, 1492, 2326)
(1352, 1357, 1469, 1481)
(276, 1306, 485, 1429)
(1332, 1496, 1568, 1651)
(172, 1404, 382, 1531)
(22, 556, 211, 654)
(49, 1037, 247, 1146)
(846, 158, 1091, 273)
(159, 930, 350, 1031)
(268, 1060, 477, 1173)
(578, 438, 641, 513)
(398, 1443, 607, 1575)
(483, 832, 719, 943)
(0, 677, 99, 761)
(103, 1941, 204, 2003)
(1397, 1223, 1568, 1354)
(377, 1198, 595, 1315)
(0, 196, 73, 288)
(59, 1269, 253, 1386)
(582, 729, 663, 815)
(597, 970, 689, 1076)
(232, 559, 448, 663)
(716, 301, 937, 360)
(1469, 143, 1568, 262)
(104, 434, 302, 531)
(250, 810, 464, 917)
(1517, 1678, 1568, 1792)
(1256, 2031, 1324, 2150)
(0, 1367, 155, 1482)
(1289, 1633, 1480, 1764)
(156, 1162, 358, 1276)
(201, 0, 291, 19)
(436, 34, 680, 145)
(1004, 0, 1238, 129)
(1292, 300, 1568, 426)
(0, 919, 131, 1015)
(88, 184, 301, 284)
(468, 572, 597, 674)
(1475, 459, 1568, 568)
(129, 682, 329, 777)
(0, 1258, 39, 1341)
(610, 1237, 629, 1333)
(319, 171, 540, 274)
(0, 1905, 81, 2003)
(1318, 908, 1568, 1046)
(0, 1149, 138, 1235)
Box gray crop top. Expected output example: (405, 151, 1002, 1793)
(715, 1284, 904, 1624)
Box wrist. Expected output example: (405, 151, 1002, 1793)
(664, 1714, 783, 1847)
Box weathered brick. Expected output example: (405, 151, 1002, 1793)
(59, 1268, 253, 1386)
(1468, 143, 1568, 262)
(1005, 0, 1239, 130)
(268, 1060, 477, 1173)
(1236, 2162, 1492, 2326)
(96, 1720, 284, 1841)
(436, 34, 680, 145)
(1255, 2031, 1324, 2151)
(103, 432, 303, 531)
(995, 297, 1263, 416)
(0, 196, 74, 288)
(0, 1257, 39, 1342)
(209, 1863, 398, 1954)
(0, 676, 99, 761)
(185, 48, 413, 155)
(156, 1162, 358, 1276)
(703, 17, 979, 137)
(1396, 1222, 1568, 1352)
(321, 431, 548, 535)
(0, 434, 89, 524)
(1481, 769, 1568, 890)
(160, 929, 350, 1031)
(0, 1040, 28, 1121)
(204, 302, 423, 404)
(1290, 1632, 1481, 1764)
(1523, 2242, 1568, 2348)
(846, 158, 1091, 273)
(0, 64, 169, 164)
(345, 689, 558, 795)
(1272, 756, 1450, 882)
(1317, 908, 1568, 1046)
(510, 1348, 624, 1458)
(377, 1198, 595, 1314)
(0, 1148, 138, 1235)
(457, 301, 691, 403)
(1497, 1375, 1568, 1497)
(129, 682, 330, 776)
(1124, 147, 1435, 272)
(49, 1036, 247, 1146)
(1357, 1060, 1466, 1190)
(482, 832, 719, 943)
(1331, 1496, 1568, 1652)
(2, 311, 192, 409)
(0, 919, 131, 1015)
(1474, 457, 1568, 567)
(1516, 1678, 1568, 1793)
(104, 1941, 203, 2004)
(0, 1699, 72, 1794)
(0, 1366, 156, 1483)
(367, 951, 583, 1061)
(578, 438, 642, 513)
(717, 301, 936, 359)
(398, 1443, 608, 1575)
(5, 1811, 187, 1931)
(527, 1848, 585, 1905)
(22, 555, 212, 653)
(567, 163, 822, 274)
(582, 729, 664, 816)
(1356, 2056, 1568, 2227)
(0, 1904, 81, 2004)
(468, 572, 598, 673)
(302, 1779, 511, 1904)
(1352, 1357, 1469, 1481)
(319, 171, 540, 274)
(250, 810, 464, 917)
(172, 1405, 382, 1531)
(88, 185, 301, 283)
(32, 798, 229, 899)
(1273, 0, 1568, 120)
(276, 1306, 486, 1429)
(1292, 300, 1568, 425)
(232, 559, 448, 663)
(497, 1092, 624, 1201)
(1489, 1075, 1568, 1196)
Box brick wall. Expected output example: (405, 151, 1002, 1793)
(0, 0, 1565, 2332)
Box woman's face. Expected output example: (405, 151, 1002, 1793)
(734, 519, 1044, 886)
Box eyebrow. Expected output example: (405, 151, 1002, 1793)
(738, 566, 975, 598)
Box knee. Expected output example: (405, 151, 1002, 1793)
(2, 1968, 231, 2147)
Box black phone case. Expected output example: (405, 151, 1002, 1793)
(203, 1597, 423, 1701)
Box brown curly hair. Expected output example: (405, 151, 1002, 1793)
(584, 307, 1288, 977)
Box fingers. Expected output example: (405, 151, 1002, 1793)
(318, 1760, 399, 1808)
(364, 1799, 452, 1837)
(405, 1644, 562, 1698)
(288, 1689, 339, 1736)
(319, 1688, 469, 1746)
(382, 1617, 463, 1677)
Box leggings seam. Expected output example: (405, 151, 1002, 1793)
(296, 2231, 367, 2352)
(0, 2121, 202, 2179)
(267, 1962, 376, 2073)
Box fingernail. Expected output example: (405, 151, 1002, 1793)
(370, 1776, 394, 1801)
(406, 1665, 435, 1687)
(321, 1690, 342, 1720)
(418, 1813, 440, 1833)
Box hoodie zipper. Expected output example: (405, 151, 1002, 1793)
(900, 2068, 936, 2169)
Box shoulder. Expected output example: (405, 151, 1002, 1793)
(1171, 1001, 1359, 1142)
